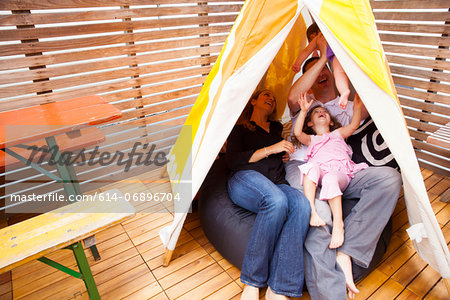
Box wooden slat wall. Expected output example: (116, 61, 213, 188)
(1, 0, 449, 210)
(371, 0, 450, 176)
(0, 0, 244, 211)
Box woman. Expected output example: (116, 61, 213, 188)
(226, 89, 311, 299)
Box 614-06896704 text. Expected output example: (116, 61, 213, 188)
(9, 191, 181, 203)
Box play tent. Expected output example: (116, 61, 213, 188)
(159, 0, 450, 281)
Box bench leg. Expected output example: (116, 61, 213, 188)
(71, 241, 100, 300)
(83, 236, 101, 261)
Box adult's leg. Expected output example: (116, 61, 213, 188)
(286, 160, 346, 299)
(340, 166, 402, 267)
(227, 170, 290, 289)
(267, 183, 310, 298)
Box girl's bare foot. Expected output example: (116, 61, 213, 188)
(241, 285, 259, 300)
(338, 90, 350, 110)
(329, 222, 344, 249)
(310, 211, 326, 227)
(265, 286, 289, 300)
(336, 251, 359, 299)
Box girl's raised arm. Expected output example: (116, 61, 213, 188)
(293, 92, 313, 146)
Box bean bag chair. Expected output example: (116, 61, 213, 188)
(198, 156, 392, 282)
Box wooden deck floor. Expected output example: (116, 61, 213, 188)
(0, 168, 448, 300)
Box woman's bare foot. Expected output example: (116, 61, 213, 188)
(329, 221, 344, 249)
(336, 251, 359, 299)
(265, 286, 289, 300)
(338, 90, 350, 110)
(241, 285, 259, 300)
(310, 211, 326, 227)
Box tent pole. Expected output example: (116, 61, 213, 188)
(163, 248, 174, 267)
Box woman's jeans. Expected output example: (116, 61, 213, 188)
(227, 170, 311, 297)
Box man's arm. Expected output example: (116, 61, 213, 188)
(288, 35, 328, 114)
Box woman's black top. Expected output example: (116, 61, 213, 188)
(226, 121, 288, 185)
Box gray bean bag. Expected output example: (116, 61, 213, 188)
(198, 156, 392, 282)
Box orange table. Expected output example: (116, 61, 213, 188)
(0, 95, 122, 199)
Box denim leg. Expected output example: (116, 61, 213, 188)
(227, 170, 291, 288)
(268, 184, 310, 297)
(340, 166, 402, 267)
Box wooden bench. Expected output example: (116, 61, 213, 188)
(0, 189, 135, 300)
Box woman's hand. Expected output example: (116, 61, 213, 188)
(282, 152, 290, 163)
(298, 92, 314, 112)
(268, 140, 295, 155)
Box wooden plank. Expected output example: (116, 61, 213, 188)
(376, 23, 450, 35)
(387, 55, 450, 72)
(203, 281, 242, 300)
(367, 278, 405, 300)
(380, 34, 450, 47)
(373, 11, 450, 22)
(164, 263, 224, 299)
(0, 5, 242, 26)
(158, 254, 216, 290)
(0, 26, 228, 70)
(424, 278, 449, 299)
(177, 272, 233, 300)
(0, 25, 230, 57)
(393, 76, 450, 95)
(0, 0, 238, 10)
(407, 265, 444, 297)
(0, 41, 221, 85)
(416, 150, 450, 170)
(382, 44, 450, 59)
(399, 97, 450, 116)
(391, 254, 428, 287)
(396, 86, 450, 106)
(121, 281, 164, 300)
(0, 55, 216, 98)
(98, 265, 158, 300)
(395, 288, 421, 300)
(371, 0, 450, 9)
(355, 269, 389, 299)
(402, 107, 449, 125)
(389, 65, 450, 83)
(0, 15, 237, 42)
(0, 65, 211, 111)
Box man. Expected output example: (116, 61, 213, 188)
(286, 34, 402, 299)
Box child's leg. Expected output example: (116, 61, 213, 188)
(336, 251, 360, 298)
(320, 171, 351, 248)
(332, 57, 351, 110)
(328, 195, 344, 249)
(303, 176, 326, 227)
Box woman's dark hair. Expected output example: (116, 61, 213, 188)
(303, 105, 341, 135)
(236, 89, 277, 131)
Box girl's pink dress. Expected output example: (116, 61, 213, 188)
(299, 130, 368, 200)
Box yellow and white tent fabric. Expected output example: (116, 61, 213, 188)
(160, 0, 450, 279)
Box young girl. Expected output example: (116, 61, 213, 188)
(292, 23, 351, 110)
(293, 92, 368, 250)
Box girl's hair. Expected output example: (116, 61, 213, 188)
(306, 23, 320, 42)
(236, 89, 277, 131)
(303, 105, 341, 135)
